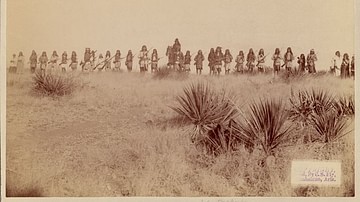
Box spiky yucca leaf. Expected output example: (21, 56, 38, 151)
(33, 70, 76, 96)
(334, 95, 355, 116)
(170, 82, 239, 141)
(311, 110, 348, 143)
(235, 99, 292, 156)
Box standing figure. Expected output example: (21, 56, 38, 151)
(49, 51, 59, 71)
(29, 50, 37, 73)
(194, 50, 204, 75)
(125, 50, 133, 72)
(60, 51, 68, 72)
(224, 49, 233, 75)
(113, 50, 122, 71)
(184, 51, 191, 73)
(297, 54, 306, 73)
(82, 48, 91, 71)
(89, 50, 97, 71)
(284, 47, 294, 75)
(340, 53, 350, 79)
(17, 52, 25, 74)
(97, 54, 104, 71)
(9, 54, 17, 73)
(214, 47, 224, 75)
(351, 55, 355, 78)
(307, 49, 318, 73)
(208, 48, 215, 75)
(139, 45, 149, 73)
(39, 51, 48, 74)
(174, 50, 184, 72)
(246, 48, 256, 73)
(257, 49, 266, 73)
(331, 51, 341, 76)
(69, 51, 78, 71)
(173, 38, 181, 52)
(151, 49, 159, 73)
(166, 46, 175, 69)
(271, 48, 282, 78)
(104, 51, 112, 71)
(235, 51, 245, 74)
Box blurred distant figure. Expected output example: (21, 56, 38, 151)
(166, 46, 175, 69)
(29, 50, 37, 73)
(340, 53, 350, 79)
(17, 52, 25, 74)
(96, 54, 104, 71)
(9, 54, 17, 73)
(208, 48, 215, 75)
(351, 55, 355, 79)
(39, 51, 48, 74)
(271, 48, 282, 78)
(246, 48, 256, 73)
(49, 51, 59, 71)
(69, 51, 78, 71)
(113, 50, 121, 71)
(307, 49, 317, 73)
(173, 38, 181, 52)
(60, 51, 68, 72)
(151, 49, 160, 73)
(104, 51, 112, 71)
(174, 50, 184, 72)
(194, 50, 204, 75)
(331, 51, 341, 76)
(235, 51, 245, 74)
(224, 49, 233, 75)
(89, 50, 97, 71)
(81, 48, 91, 71)
(256, 49, 265, 73)
(125, 50, 133, 72)
(139, 45, 149, 73)
(184, 50, 191, 73)
(297, 54, 306, 73)
(214, 47, 224, 75)
(283, 47, 294, 75)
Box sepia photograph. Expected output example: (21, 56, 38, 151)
(1, 0, 358, 200)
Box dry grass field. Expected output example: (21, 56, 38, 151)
(6, 69, 355, 197)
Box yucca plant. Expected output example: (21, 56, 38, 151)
(170, 82, 239, 148)
(33, 70, 76, 96)
(234, 98, 293, 156)
(310, 109, 349, 143)
(334, 95, 355, 116)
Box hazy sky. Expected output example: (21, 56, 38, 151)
(6, 0, 355, 70)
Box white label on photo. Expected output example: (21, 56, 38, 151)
(291, 160, 341, 187)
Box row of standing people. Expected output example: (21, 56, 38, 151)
(331, 51, 355, 78)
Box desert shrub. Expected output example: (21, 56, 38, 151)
(153, 66, 189, 80)
(233, 99, 293, 156)
(32, 70, 77, 96)
(334, 95, 355, 116)
(310, 109, 349, 143)
(170, 82, 239, 155)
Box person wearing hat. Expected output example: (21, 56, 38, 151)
(125, 50, 133, 72)
(29, 50, 38, 73)
(307, 49, 317, 73)
(194, 50, 205, 75)
(9, 54, 17, 73)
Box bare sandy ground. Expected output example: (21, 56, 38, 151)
(5, 71, 355, 197)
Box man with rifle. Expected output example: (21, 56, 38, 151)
(113, 50, 123, 71)
(256, 49, 267, 73)
(139, 45, 151, 73)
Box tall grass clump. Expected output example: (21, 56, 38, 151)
(152, 66, 189, 80)
(334, 95, 355, 117)
(170, 82, 239, 155)
(32, 70, 77, 96)
(234, 99, 293, 157)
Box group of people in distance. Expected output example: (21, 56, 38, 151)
(8, 38, 355, 79)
